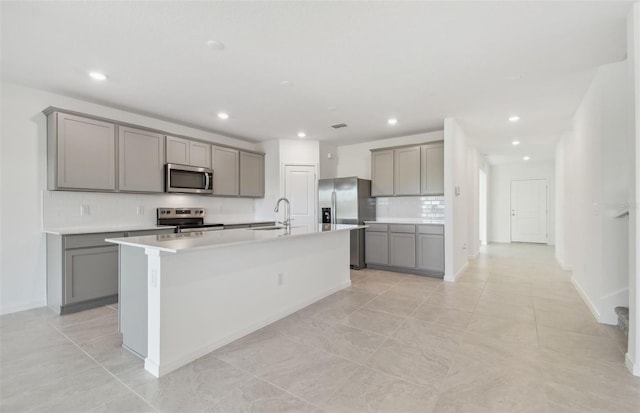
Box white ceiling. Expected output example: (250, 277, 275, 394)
(1, 1, 632, 164)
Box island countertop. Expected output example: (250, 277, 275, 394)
(106, 224, 364, 253)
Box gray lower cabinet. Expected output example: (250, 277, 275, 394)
(64, 246, 119, 305)
(365, 223, 444, 277)
(47, 228, 175, 315)
(389, 233, 416, 268)
(365, 229, 389, 265)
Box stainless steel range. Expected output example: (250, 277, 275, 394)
(157, 208, 223, 233)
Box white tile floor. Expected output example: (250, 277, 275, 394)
(1, 243, 639, 412)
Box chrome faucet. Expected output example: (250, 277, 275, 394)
(274, 197, 291, 231)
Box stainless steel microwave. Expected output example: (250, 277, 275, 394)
(165, 163, 213, 194)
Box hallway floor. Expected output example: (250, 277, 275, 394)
(1, 243, 639, 412)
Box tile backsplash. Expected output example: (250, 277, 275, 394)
(42, 191, 256, 229)
(375, 196, 445, 220)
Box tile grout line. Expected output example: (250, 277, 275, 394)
(47, 321, 161, 413)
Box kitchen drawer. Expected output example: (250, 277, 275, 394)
(365, 223, 388, 232)
(417, 225, 444, 235)
(389, 224, 416, 233)
(64, 232, 125, 249)
(126, 229, 176, 237)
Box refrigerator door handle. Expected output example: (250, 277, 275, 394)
(331, 191, 337, 225)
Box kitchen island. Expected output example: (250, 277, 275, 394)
(106, 224, 361, 377)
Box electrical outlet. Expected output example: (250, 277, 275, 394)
(80, 204, 90, 216)
(278, 273, 284, 286)
(137, 205, 145, 216)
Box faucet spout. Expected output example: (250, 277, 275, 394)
(274, 197, 291, 230)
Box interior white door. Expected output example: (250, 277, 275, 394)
(510, 179, 548, 243)
(284, 165, 317, 226)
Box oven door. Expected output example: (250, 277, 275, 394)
(165, 164, 213, 194)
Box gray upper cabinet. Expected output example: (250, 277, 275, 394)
(394, 146, 421, 195)
(47, 111, 116, 191)
(189, 141, 211, 168)
(212, 145, 239, 196)
(371, 149, 394, 196)
(166, 136, 211, 168)
(239, 151, 264, 197)
(371, 141, 444, 197)
(421, 143, 444, 195)
(165, 136, 189, 165)
(118, 127, 165, 192)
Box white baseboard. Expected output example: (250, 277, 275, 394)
(445, 262, 468, 283)
(0, 300, 47, 316)
(626, 353, 640, 377)
(571, 276, 602, 322)
(146, 280, 351, 377)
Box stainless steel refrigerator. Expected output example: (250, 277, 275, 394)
(318, 177, 376, 269)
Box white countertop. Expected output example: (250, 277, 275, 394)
(44, 224, 177, 235)
(365, 218, 444, 225)
(106, 224, 363, 253)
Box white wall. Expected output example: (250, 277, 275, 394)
(558, 59, 630, 326)
(319, 141, 338, 179)
(0, 82, 258, 314)
(626, 2, 639, 376)
(443, 118, 473, 281)
(488, 161, 555, 244)
(555, 135, 571, 270)
(336, 131, 444, 179)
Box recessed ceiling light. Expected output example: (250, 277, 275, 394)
(387, 118, 398, 125)
(509, 115, 520, 122)
(217, 112, 229, 120)
(297, 132, 306, 138)
(512, 140, 521, 146)
(89, 71, 107, 81)
(523, 156, 531, 161)
(280, 80, 293, 87)
(206, 40, 225, 50)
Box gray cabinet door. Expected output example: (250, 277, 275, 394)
(365, 231, 389, 265)
(417, 234, 445, 273)
(166, 136, 190, 165)
(371, 149, 394, 196)
(421, 143, 444, 195)
(212, 146, 239, 196)
(55, 113, 116, 190)
(64, 246, 118, 304)
(118, 127, 165, 192)
(389, 232, 416, 268)
(189, 141, 211, 168)
(239, 152, 264, 197)
(394, 146, 421, 195)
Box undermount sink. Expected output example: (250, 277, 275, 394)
(252, 226, 285, 231)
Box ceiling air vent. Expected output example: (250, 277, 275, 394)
(331, 123, 348, 129)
